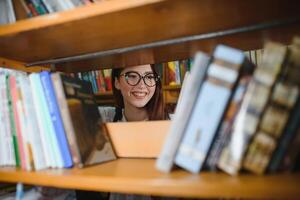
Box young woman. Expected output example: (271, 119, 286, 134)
(111, 64, 164, 122)
(77, 64, 167, 200)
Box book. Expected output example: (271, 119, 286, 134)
(243, 39, 300, 174)
(51, 73, 116, 168)
(4, 72, 21, 168)
(218, 42, 287, 175)
(40, 71, 73, 168)
(29, 73, 63, 168)
(204, 75, 252, 171)
(175, 45, 252, 173)
(9, 75, 26, 169)
(156, 52, 210, 173)
(18, 74, 47, 170)
(0, 0, 16, 24)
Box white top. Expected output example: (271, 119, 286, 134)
(98, 106, 126, 122)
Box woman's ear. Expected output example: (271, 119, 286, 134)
(114, 78, 121, 90)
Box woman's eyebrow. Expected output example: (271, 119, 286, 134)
(143, 71, 153, 75)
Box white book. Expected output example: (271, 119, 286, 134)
(29, 73, 56, 168)
(70, 0, 83, 6)
(0, 69, 16, 166)
(40, 0, 55, 13)
(7, 0, 16, 23)
(0, 73, 7, 166)
(0, 0, 8, 24)
(64, 0, 76, 9)
(42, 0, 67, 11)
(174, 71, 190, 113)
(34, 73, 64, 168)
(156, 52, 210, 173)
(175, 45, 246, 173)
(19, 74, 47, 171)
(15, 73, 33, 171)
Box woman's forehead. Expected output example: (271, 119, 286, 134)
(122, 64, 152, 74)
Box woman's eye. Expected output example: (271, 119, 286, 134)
(146, 75, 155, 80)
(127, 74, 138, 79)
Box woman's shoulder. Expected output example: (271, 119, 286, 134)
(98, 106, 116, 122)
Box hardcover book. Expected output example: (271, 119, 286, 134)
(156, 52, 210, 173)
(174, 45, 251, 173)
(51, 73, 116, 168)
(218, 42, 287, 175)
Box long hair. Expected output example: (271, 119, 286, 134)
(112, 65, 164, 120)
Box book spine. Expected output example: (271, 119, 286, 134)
(40, 71, 73, 168)
(1, 72, 15, 166)
(19, 75, 47, 170)
(19, 0, 33, 17)
(218, 42, 287, 175)
(40, 0, 54, 13)
(29, 73, 56, 168)
(268, 98, 300, 172)
(175, 45, 245, 173)
(7, 0, 16, 23)
(204, 75, 251, 171)
(9, 75, 26, 170)
(51, 73, 82, 167)
(0, 73, 7, 166)
(156, 52, 210, 173)
(34, 73, 64, 168)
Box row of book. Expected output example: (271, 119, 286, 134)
(18, 0, 105, 17)
(154, 51, 263, 88)
(0, 0, 108, 24)
(157, 38, 300, 175)
(0, 69, 116, 171)
(0, 0, 16, 25)
(155, 59, 193, 86)
(71, 69, 112, 94)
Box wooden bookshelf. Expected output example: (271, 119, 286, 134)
(0, 0, 300, 199)
(95, 91, 115, 105)
(0, 159, 299, 199)
(0, 0, 300, 72)
(162, 85, 181, 91)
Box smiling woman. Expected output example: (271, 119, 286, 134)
(76, 65, 167, 199)
(111, 64, 165, 122)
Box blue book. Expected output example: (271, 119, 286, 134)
(40, 71, 73, 168)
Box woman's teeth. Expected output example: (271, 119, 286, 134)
(132, 92, 147, 97)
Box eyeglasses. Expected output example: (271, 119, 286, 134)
(119, 71, 160, 87)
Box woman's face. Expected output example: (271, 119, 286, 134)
(114, 64, 157, 109)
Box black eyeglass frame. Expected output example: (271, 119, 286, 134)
(119, 71, 160, 87)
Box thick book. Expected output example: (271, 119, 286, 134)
(156, 52, 210, 173)
(244, 39, 300, 174)
(204, 75, 251, 171)
(51, 72, 116, 168)
(218, 42, 287, 175)
(174, 45, 251, 173)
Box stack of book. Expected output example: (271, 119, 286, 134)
(0, 70, 116, 171)
(157, 38, 300, 175)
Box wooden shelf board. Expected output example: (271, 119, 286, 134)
(163, 85, 181, 90)
(0, 0, 300, 71)
(0, 159, 299, 199)
(0, 57, 48, 72)
(95, 91, 114, 96)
